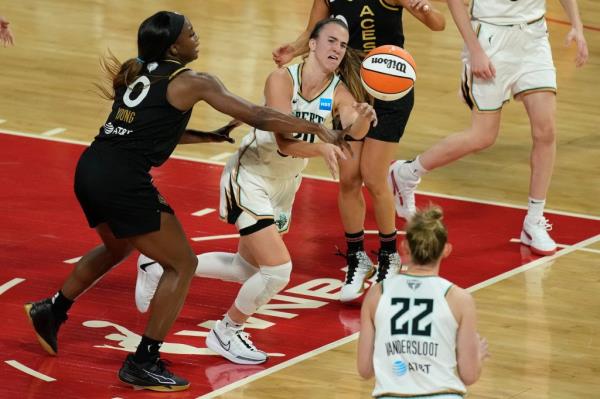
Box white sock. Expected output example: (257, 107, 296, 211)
(222, 313, 243, 330)
(526, 197, 546, 223)
(195, 252, 258, 283)
(402, 156, 428, 179)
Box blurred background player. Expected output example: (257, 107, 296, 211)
(389, 0, 589, 256)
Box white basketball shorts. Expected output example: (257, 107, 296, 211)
(461, 18, 556, 111)
(219, 153, 301, 235)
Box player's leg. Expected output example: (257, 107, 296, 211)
(338, 140, 375, 302)
(360, 138, 401, 283)
(25, 223, 133, 355)
(520, 90, 557, 255)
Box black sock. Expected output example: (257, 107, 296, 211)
(51, 290, 73, 318)
(379, 231, 397, 253)
(345, 231, 364, 253)
(134, 335, 163, 364)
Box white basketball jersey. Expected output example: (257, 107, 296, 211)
(372, 274, 466, 398)
(470, 0, 545, 25)
(238, 63, 340, 179)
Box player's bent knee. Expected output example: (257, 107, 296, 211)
(260, 261, 292, 297)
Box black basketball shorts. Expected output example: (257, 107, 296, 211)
(344, 88, 415, 143)
(74, 143, 174, 239)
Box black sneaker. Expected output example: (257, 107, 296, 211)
(24, 298, 67, 355)
(376, 250, 401, 282)
(118, 354, 190, 392)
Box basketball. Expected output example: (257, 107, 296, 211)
(360, 45, 416, 101)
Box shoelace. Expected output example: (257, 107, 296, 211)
(234, 330, 258, 351)
(537, 217, 553, 231)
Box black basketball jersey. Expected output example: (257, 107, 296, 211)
(94, 59, 192, 167)
(327, 0, 405, 52)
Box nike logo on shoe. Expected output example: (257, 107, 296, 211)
(142, 369, 177, 385)
(214, 330, 231, 351)
(139, 261, 157, 272)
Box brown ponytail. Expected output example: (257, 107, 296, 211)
(338, 47, 372, 104)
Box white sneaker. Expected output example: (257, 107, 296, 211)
(388, 160, 420, 220)
(206, 320, 268, 365)
(376, 250, 401, 282)
(135, 254, 164, 313)
(340, 251, 375, 303)
(520, 217, 557, 256)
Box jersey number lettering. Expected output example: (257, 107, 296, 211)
(123, 76, 151, 108)
(390, 297, 434, 337)
(293, 133, 316, 143)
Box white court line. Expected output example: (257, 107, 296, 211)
(469, 234, 600, 292)
(0, 278, 25, 295)
(509, 238, 600, 254)
(191, 233, 239, 242)
(64, 257, 81, 264)
(209, 152, 233, 161)
(192, 208, 215, 217)
(41, 128, 66, 136)
(196, 233, 600, 399)
(5, 360, 56, 382)
(1, 129, 598, 221)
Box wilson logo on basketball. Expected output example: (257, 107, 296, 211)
(369, 57, 407, 73)
(360, 45, 417, 101)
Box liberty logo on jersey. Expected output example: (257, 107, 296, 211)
(319, 98, 332, 111)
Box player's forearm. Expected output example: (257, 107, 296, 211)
(277, 138, 323, 159)
(289, 31, 311, 57)
(559, 0, 584, 30)
(447, 0, 483, 55)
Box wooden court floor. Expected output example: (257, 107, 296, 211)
(1, 1, 599, 398)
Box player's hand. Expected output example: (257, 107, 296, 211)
(353, 102, 378, 127)
(470, 48, 496, 80)
(272, 43, 296, 68)
(408, 0, 432, 13)
(212, 119, 242, 143)
(0, 16, 15, 47)
(315, 125, 354, 157)
(319, 143, 346, 179)
(565, 27, 588, 68)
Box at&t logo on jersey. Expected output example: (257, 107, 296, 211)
(319, 98, 332, 111)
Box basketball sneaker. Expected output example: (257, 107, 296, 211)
(118, 354, 190, 392)
(520, 217, 557, 256)
(135, 255, 164, 313)
(339, 251, 375, 303)
(206, 320, 268, 365)
(24, 298, 67, 355)
(376, 250, 401, 282)
(388, 160, 420, 219)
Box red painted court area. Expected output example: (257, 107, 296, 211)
(1, 133, 598, 398)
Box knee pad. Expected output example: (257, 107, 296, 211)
(234, 261, 292, 316)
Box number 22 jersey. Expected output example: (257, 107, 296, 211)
(373, 274, 466, 398)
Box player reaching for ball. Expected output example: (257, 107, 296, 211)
(134, 18, 376, 365)
(273, 0, 445, 303)
(388, 0, 589, 256)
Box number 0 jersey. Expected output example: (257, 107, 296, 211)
(373, 274, 466, 398)
(237, 63, 341, 179)
(470, 0, 546, 25)
(94, 59, 192, 168)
